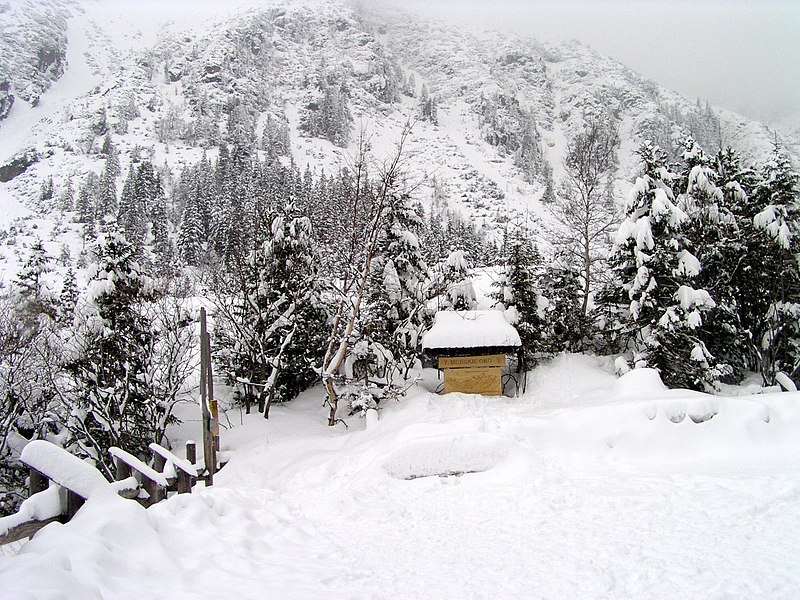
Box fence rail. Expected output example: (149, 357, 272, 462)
(0, 439, 220, 547)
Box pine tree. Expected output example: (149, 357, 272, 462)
(38, 176, 54, 206)
(362, 192, 428, 380)
(118, 165, 146, 251)
(58, 266, 78, 325)
(14, 238, 55, 326)
(63, 224, 159, 477)
(418, 83, 437, 124)
(491, 221, 546, 375)
(675, 139, 742, 379)
(440, 248, 475, 311)
(748, 144, 800, 385)
(539, 254, 585, 352)
(214, 205, 328, 417)
(97, 158, 118, 218)
(59, 177, 75, 212)
(609, 142, 729, 390)
(178, 193, 204, 265)
(75, 173, 98, 224)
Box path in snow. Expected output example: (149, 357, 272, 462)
(1, 355, 799, 599)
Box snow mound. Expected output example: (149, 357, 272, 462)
(613, 367, 668, 398)
(382, 433, 508, 480)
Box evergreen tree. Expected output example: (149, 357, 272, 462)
(675, 139, 742, 379)
(299, 69, 352, 146)
(418, 83, 437, 124)
(491, 221, 547, 375)
(38, 176, 54, 206)
(609, 142, 729, 390)
(118, 165, 146, 251)
(58, 266, 78, 326)
(214, 205, 328, 417)
(75, 173, 98, 224)
(439, 249, 476, 311)
(748, 144, 800, 385)
(177, 192, 204, 266)
(59, 177, 75, 212)
(539, 254, 586, 352)
(15, 239, 55, 326)
(63, 224, 159, 477)
(362, 192, 428, 380)
(97, 158, 118, 218)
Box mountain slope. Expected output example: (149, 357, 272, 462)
(0, 0, 797, 280)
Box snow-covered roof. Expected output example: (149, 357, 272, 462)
(422, 310, 521, 350)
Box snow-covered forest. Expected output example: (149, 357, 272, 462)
(1, 0, 799, 597)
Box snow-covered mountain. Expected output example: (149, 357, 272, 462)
(0, 0, 797, 278)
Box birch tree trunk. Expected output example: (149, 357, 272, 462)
(322, 125, 413, 426)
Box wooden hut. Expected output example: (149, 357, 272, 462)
(422, 310, 521, 396)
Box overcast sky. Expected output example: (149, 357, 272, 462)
(382, 0, 800, 131)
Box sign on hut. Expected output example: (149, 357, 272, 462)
(422, 310, 521, 396)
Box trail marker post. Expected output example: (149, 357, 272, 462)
(199, 307, 217, 485)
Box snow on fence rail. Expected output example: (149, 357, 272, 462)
(1, 439, 216, 547)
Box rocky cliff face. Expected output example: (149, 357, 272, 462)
(0, 0, 795, 236)
(0, 0, 71, 118)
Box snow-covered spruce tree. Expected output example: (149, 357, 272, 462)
(14, 238, 56, 327)
(0, 292, 61, 516)
(75, 172, 98, 226)
(97, 154, 118, 219)
(747, 144, 800, 385)
(59, 176, 74, 212)
(609, 142, 730, 391)
(62, 224, 162, 477)
(439, 248, 476, 311)
(300, 68, 353, 146)
(674, 139, 743, 379)
(539, 252, 586, 353)
(58, 266, 78, 326)
(490, 220, 547, 376)
(213, 205, 328, 418)
(418, 83, 437, 124)
(360, 191, 428, 384)
(546, 118, 619, 332)
(177, 190, 204, 266)
(118, 165, 147, 252)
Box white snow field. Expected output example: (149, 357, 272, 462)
(2, 354, 800, 599)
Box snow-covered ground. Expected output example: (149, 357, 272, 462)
(2, 354, 799, 599)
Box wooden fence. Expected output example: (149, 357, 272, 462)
(0, 439, 220, 547)
(0, 308, 223, 547)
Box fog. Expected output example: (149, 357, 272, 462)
(378, 0, 800, 132)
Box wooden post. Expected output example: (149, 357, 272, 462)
(185, 440, 196, 464)
(143, 477, 164, 507)
(151, 452, 166, 474)
(200, 308, 215, 486)
(176, 470, 192, 494)
(66, 490, 84, 519)
(114, 456, 132, 481)
(29, 469, 48, 496)
(185, 440, 197, 490)
(207, 331, 219, 455)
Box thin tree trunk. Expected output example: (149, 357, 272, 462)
(322, 125, 412, 426)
